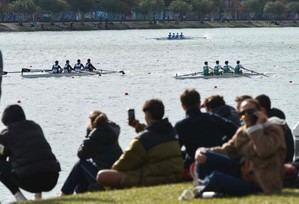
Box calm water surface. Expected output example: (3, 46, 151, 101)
(0, 28, 299, 201)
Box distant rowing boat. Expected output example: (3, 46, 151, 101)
(174, 72, 262, 79)
(154, 36, 207, 41)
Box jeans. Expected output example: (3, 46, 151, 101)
(61, 159, 102, 194)
(0, 160, 58, 194)
(197, 151, 261, 196)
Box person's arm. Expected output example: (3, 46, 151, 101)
(129, 119, 146, 133)
(246, 121, 285, 158)
(77, 130, 99, 159)
(215, 115, 238, 141)
(0, 130, 9, 161)
(112, 138, 146, 171)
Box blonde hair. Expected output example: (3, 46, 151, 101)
(89, 111, 108, 128)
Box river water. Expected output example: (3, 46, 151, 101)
(0, 28, 299, 202)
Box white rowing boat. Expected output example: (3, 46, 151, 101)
(174, 72, 261, 79)
(21, 71, 99, 78)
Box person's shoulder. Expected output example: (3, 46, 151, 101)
(269, 108, 286, 120)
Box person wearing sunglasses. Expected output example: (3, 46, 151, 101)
(193, 99, 286, 196)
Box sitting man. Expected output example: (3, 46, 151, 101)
(175, 89, 237, 180)
(96, 99, 184, 188)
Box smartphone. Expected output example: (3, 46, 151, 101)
(128, 109, 135, 122)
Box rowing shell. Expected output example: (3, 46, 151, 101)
(21, 71, 99, 78)
(174, 72, 261, 80)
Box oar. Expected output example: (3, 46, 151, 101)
(96, 69, 125, 75)
(175, 71, 203, 77)
(241, 67, 268, 77)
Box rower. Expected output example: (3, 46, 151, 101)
(168, 32, 172, 39)
(63, 60, 73, 73)
(213, 60, 222, 75)
(180, 32, 184, 39)
(172, 33, 176, 39)
(223, 60, 233, 73)
(203, 61, 212, 76)
(74, 59, 84, 72)
(175, 32, 179, 39)
(235, 60, 243, 74)
(84, 59, 96, 72)
(52, 60, 62, 74)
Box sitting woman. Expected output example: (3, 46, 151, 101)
(0, 104, 61, 201)
(194, 99, 286, 196)
(61, 111, 123, 195)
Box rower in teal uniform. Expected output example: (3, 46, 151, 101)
(213, 60, 222, 75)
(223, 61, 233, 73)
(74, 59, 84, 72)
(52, 60, 62, 74)
(63, 60, 73, 73)
(203, 61, 212, 76)
(235, 60, 243, 74)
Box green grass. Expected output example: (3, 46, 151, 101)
(26, 182, 299, 204)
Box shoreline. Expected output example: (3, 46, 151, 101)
(1, 20, 299, 32)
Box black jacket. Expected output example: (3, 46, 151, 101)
(212, 105, 241, 127)
(0, 120, 61, 177)
(77, 122, 123, 169)
(175, 107, 237, 165)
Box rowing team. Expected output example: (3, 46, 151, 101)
(203, 60, 244, 76)
(168, 32, 184, 39)
(51, 59, 96, 74)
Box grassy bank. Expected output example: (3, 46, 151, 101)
(28, 182, 299, 204)
(1, 20, 299, 32)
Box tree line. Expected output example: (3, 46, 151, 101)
(1, 0, 299, 22)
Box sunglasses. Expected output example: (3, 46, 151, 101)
(239, 108, 257, 117)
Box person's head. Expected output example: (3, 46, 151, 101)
(66, 60, 69, 64)
(235, 95, 252, 112)
(239, 99, 261, 127)
(55, 60, 58, 64)
(87, 59, 91, 62)
(180, 89, 201, 110)
(255, 94, 271, 113)
(204, 61, 208, 65)
(2, 104, 26, 126)
(203, 95, 226, 112)
(216, 60, 219, 64)
(88, 110, 108, 129)
(225, 61, 228, 65)
(77, 59, 80, 63)
(236, 60, 240, 64)
(142, 99, 164, 125)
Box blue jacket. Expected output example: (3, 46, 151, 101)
(175, 107, 237, 166)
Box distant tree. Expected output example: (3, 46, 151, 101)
(169, 0, 192, 21)
(66, 0, 95, 20)
(264, 1, 286, 20)
(36, 0, 68, 13)
(287, 1, 299, 19)
(138, 0, 165, 21)
(210, 0, 224, 20)
(99, 0, 128, 16)
(242, 0, 264, 19)
(8, 0, 38, 22)
(191, 0, 213, 20)
(0, 0, 9, 21)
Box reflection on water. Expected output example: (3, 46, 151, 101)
(0, 28, 299, 202)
